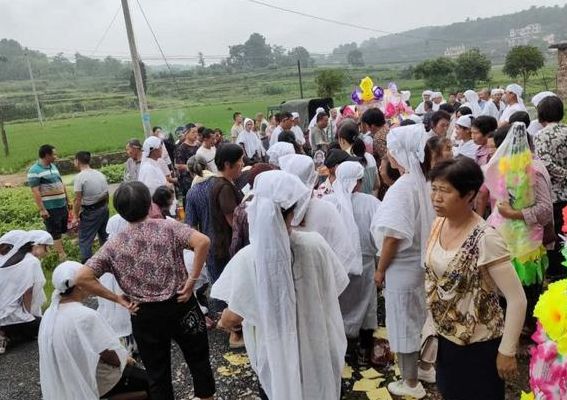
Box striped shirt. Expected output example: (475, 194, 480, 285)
(27, 161, 67, 210)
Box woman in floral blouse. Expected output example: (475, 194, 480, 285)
(534, 95, 567, 281)
(426, 157, 526, 400)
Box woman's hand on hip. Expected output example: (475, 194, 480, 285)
(496, 352, 517, 380)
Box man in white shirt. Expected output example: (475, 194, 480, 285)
(73, 151, 109, 263)
(230, 112, 244, 143)
(269, 112, 294, 147)
(195, 128, 218, 173)
(499, 84, 527, 126)
(290, 112, 306, 146)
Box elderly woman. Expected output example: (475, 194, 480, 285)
(426, 157, 526, 400)
(371, 124, 435, 399)
(211, 170, 348, 400)
(324, 161, 381, 364)
(0, 230, 49, 354)
(236, 118, 266, 165)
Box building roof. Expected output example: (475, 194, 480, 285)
(549, 42, 567, 50)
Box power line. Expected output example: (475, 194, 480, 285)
(242, 0, 460, 44)
(90, 5, 122, 57)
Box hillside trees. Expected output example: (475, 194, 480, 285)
(503, 45, 545, 90)
(347, 49, 364, 66)
(454, 49, 491, 88)
(414, 57, 457, 91)
(315, 69, 346, 98)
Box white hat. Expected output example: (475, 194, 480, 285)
(491, 88, 504, 96)
(531, 91, 557, 107)
(291, 112, 300, 120)
(505, 84, 523, 99)
(431, 92, 443, 99)
(52, 261, 83, 293)
(456, 115, 473, 129)
(27, 230, 54, 246)
(142, 136, 162, 157)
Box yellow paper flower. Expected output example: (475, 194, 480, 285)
(520, 391, 534, 400)
(534, 280, 567, 345)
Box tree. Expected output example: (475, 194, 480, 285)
(289, 46, 314, 67)
(454, 48, 491, 88)
(198, 52, 205, 68)
(414, 57, 457, 92)
(243, 33, 272, 68)
(227, 44, 245, 68)
(129, 61, 147, 98)
(503, 45, 545, 90)
(347, 49, 364, 67)
(314, 69, 346, 98)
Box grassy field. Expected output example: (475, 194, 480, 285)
(0, 64, 559, 173)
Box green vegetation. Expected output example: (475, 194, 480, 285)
(99, 164, 125, 184)
(503, 45, 546, 91)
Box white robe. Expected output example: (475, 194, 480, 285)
(453, 140, 479, 160)
(211, 231, 348, 400)
(326, 193, 381, 337)
(39, 302, 128, 400)
(237, 130, 266, 159)
(0, 253, 45, 326)
(97, 274, 132, 338)
(291, 125, 306, 145)
(296, 198, 357, 275)
(481, 99, 501, 120)
(138, 158, 167, 195)
(269, 126, 283, 147)
(499, 102, 527, 124)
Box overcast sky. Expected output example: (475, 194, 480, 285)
(1, 0, 565, 63)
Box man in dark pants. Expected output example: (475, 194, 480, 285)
(77, 182, 215, 400)
(73, 151, 110, 263)
(27, 144, 71, 261)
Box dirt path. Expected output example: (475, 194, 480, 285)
(0, 172, 27, 187)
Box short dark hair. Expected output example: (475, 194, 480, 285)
(38, 144, 55, 159)
(280, 111, 293, 121)
(471, 115, 498, 136)
(431, 111, 451, 127)
(361, 108, 386, 127)
(316, 112, 329, 123)
(183, 123, 196, 132)
(75, 151, 91, 165)
(201, 128, 214, 140)
(127, 139, 142, 149)
(439, 103, 455, 114)
(538, 96, 564, 124)
(493, 126, 510, 148)
(233, 112, 241, 121)
(458, 106, 472, 116)
(400, 119, 417, 126)
(274, 113, 282, 124)
(429, 157, 484, 198)
(509, 111, 531, 128)
(113, 181, 151, 222)
(152, 126, 162, 133)
(152, 185, 174, 211)
(278, 131, 303, 154)
(424, 100, 433, 111)
(197, 126, 205, 134)
(215, 143, 243, 171)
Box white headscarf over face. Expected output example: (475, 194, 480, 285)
(506, 83, 524, 106)
(332, 161, 365, 275)
(266, 142, 295, 167)
(309, 107, 326, 129)
(386, 124, 435, 267)
(279, 154, 319, 226)
(237, 118, 266, 158)
(247, 170, 310, 399)
(0, 230, 32, 267)
(463, 90, 482, 117)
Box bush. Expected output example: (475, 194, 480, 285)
(262, 85, 284, 95)
(99, 163, 125, 184)
(314, 69, 346, 99)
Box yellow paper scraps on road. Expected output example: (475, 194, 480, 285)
(353, 378, 378, 392)
(373, 327, 388, 339)
(342, 365, 354, 379)
(360, 368, 383, 379)
(223, 352, 250, 366)
(366, 387, 393, 400)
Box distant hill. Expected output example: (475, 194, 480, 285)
(329, 4, 567, 65)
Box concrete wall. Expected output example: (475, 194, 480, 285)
(557, 48, 567, 102)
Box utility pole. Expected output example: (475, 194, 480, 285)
(25, 52, 44, 127)
(121, 0, 151, 137)
(297, 59, 304, 99)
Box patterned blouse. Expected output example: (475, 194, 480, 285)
(87, 219, 194, 303)
(425, 218, 509, 346)
(372, 125, 390, 162)
(534, 123, 567, 201)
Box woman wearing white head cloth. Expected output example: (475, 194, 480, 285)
(324, 161, 382, 362)
(308, 106, 325, 130)
(499, 83, 527, 126)
(527, 91, 557, 137)
(371, 123, 435, 398)
(415, 90, 433, 115)
(279, 154, 361, 276)
(39, 261, 149, 400)
(0, 230, 47, 354)
(212, 170, 349, 400)
(431, 92, 445, 112)
(236, 118, 266, 164)
(138, 136, 168, 196)
(481, 89, 503, 120)
(463, 90, 482, 117)
(266, 141, 295, 167)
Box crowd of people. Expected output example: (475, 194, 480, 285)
(0, 82, 566, 400)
